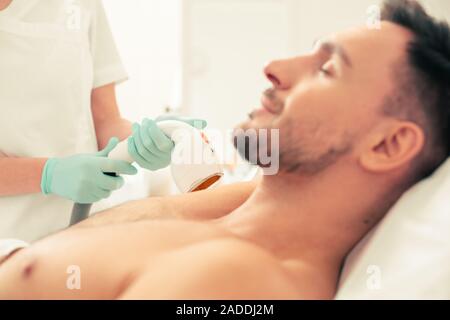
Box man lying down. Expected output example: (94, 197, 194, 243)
(0, 0, 449, 300)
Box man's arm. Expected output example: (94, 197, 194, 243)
(118, 239, 301, 300)
(74, 180, 258, 228)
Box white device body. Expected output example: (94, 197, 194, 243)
(108, 120, 223, 193)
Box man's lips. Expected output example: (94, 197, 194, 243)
(260, 94, 280, 115)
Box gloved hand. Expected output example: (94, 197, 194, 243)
(41, 138, 138, 204)
(128, 116, 207, 171)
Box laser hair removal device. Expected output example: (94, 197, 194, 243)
(69, 120, 224, 226)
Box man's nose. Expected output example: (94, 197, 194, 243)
(264, 58, 298, 90)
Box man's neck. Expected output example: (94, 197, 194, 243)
(217, 166, 393, 272)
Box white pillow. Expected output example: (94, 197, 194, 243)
(336, 158, 450, 300)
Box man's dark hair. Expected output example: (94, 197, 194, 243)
(381, 0, 450, 181)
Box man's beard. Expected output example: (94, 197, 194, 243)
(233, 116, 353, 176)
(232, 126, 278, 169)
(278, 119, 353, 174)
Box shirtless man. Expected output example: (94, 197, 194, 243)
(0, 0, 449, 300)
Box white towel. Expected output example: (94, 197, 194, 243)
(0, 239, 29, 264)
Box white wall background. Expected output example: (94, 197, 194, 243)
(103, 0, 182, 122)
(104, 0, 450, 127)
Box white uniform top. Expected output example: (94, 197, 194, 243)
(0, 0, 128, 242)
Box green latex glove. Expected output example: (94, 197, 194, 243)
(41, 138, 138, 204)
(128, 116, 207, 171)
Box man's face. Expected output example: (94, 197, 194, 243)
(235, 22, 413, 174)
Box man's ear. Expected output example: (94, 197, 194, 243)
(360, 121, 425, 173)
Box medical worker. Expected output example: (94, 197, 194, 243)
(0, 0, 205, 242)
